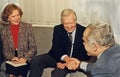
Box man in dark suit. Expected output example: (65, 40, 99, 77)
(29, 9, 91, 77)
(67, 22, 120, 77)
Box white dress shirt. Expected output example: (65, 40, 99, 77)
(61, 29, 76, 61)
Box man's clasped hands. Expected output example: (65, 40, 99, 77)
(57, 56, 80, 70)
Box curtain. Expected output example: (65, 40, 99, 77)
(109, 0, 120, 43)
(0, 0, 120, 43)
(19, 0, 110, 26)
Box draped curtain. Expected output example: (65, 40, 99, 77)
(0, 0, 120, 43)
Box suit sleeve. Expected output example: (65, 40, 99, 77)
(49, 26, 67, 61)
(0, 34, 3, 66)
(87, 63, 113, 77)
(1, 27, 14, 60)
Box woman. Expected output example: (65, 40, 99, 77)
(1, 3, 37, 77)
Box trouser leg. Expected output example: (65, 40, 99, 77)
(51, 67, 89, 77)
(51, 68, 69, 77)
(29, 53, 57, 77)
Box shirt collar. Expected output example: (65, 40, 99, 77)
(97, 52, 104, 59)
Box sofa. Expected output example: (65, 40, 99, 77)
(0, 25, 88, 77)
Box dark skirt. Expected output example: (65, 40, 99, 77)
(6, 62, 30, 77)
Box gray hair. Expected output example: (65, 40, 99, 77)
(86, 22, 115, 47)
(60, 9, 77, 22)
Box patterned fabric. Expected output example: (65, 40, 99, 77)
(1, 22, 37, 62)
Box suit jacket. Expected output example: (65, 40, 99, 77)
(1, 22, 37, 62)
(0, 24, 3, 66)
(48, 23, 90, 61)
(0, 35, 3, 66)
(87, 44, 120, 77)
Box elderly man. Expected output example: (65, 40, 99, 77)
(68, 22, 120, 77)
(29, 9, 91, 77)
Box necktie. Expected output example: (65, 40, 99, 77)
(68, 32, 72, 44)
(68, 32, 72, 56)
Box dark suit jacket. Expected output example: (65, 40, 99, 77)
(0, 35, 3, 66)
(48, 23, 90, 61)
(1, 22, 37, 62)
(87, 44, 120, 77)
